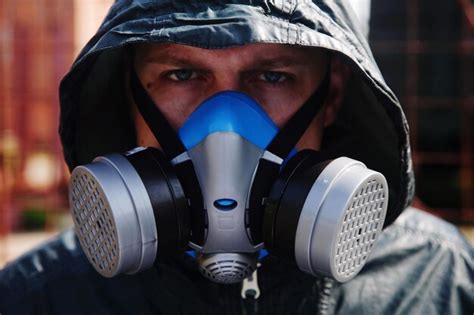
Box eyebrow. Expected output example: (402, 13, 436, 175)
(141, 55, 208, 67)
(250, 56, 309, 68)
(141, 53, 310, 69)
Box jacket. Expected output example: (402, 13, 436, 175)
(0, 208, 472, 314)
(1, 1, 473, 314)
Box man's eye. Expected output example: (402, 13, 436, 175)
(259, 71, 287, 83)
(168, 69, 197, 81)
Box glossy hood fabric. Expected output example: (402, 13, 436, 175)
(59, 0, 414, 228)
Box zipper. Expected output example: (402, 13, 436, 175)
(240, 264, 260, 314)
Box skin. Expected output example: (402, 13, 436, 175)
(132, 43, 350, 151)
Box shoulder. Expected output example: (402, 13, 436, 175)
(331, 207, 474, 315)
(0, 229, 90, 313)
(0, 228, 210, 315)
(389, 207, 472, 251)
(0, 228, 90, 291)
(374, 207, 472, 263)
(0, 228, 150, 314)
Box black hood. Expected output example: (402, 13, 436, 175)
(59, 0, 414, 227)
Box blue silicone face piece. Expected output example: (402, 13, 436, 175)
(178, 91, 279, 150)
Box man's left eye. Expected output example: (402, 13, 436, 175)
(259, 71, 287, 83)
(168, 69, 198, 81)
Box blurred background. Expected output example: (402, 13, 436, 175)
(0, 0, 473, 268)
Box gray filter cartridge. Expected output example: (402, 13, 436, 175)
(294, 157, 388, 282)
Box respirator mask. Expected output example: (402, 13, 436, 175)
(69, 68, 388, 284)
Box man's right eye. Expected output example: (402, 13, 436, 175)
(167, 69, 197, 81)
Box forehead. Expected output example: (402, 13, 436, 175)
(133, 43, 328, 68)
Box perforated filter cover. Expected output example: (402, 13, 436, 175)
(69, 154, 157, 278)
(70, 167, 121, 277)
(294, 157, 388, 282)
(333, 177, 387, 280)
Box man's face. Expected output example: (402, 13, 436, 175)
(133, 43, 335, 150)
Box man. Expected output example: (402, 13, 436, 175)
(0, 1, 472, 314)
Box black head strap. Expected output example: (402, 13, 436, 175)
(130, 68, 206, 245)
(247, 69, 331, 244)
(267, 70, 330, 159)
(130, 68, 186, 159)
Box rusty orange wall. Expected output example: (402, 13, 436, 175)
(0, 0, 75, 235)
